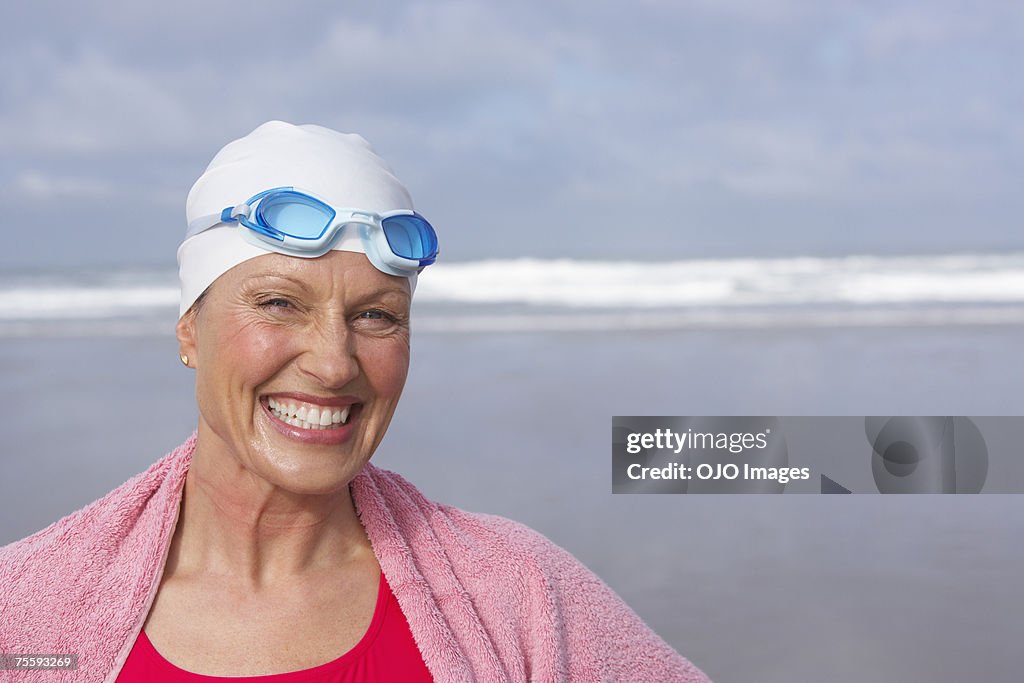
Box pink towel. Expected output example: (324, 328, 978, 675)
(0, 435, 710, 682)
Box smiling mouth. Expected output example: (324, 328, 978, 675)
(266, 397, 354, 430)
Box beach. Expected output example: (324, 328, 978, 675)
(3, 319, 1023, 682)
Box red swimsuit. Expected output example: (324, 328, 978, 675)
(116, 572, 433, 682)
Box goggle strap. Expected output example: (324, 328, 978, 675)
(185, 212, 226, 240)
(184, 204, 254, 240)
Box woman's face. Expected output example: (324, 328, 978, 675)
(176, 250, 412, 495)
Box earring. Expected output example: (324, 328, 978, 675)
(180, 353, 189, 366)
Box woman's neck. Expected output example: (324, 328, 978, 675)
(165, 440, 375, 589)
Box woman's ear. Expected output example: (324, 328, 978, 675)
(176, 308, 199, 368)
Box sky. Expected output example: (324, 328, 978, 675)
(1, 0, 1022, 270)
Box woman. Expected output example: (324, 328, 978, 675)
(0, 121, 710, 682)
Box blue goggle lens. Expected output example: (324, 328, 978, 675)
(382, 214, 438, 262)
(242, 188, 438, 265)
(256, 191, 335, 240)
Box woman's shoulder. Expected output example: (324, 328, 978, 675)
(356, 464, 712, 682)
(0, 436, 195, 648)
(354, 462, 581, 578)
(435, 503, 591, 581)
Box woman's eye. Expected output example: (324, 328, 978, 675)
(260, 298, 292, 309)
(357, 309, 406, 328)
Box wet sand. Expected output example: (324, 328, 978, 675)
(3, 325, 1023, 682)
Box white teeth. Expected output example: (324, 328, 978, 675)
(266, 398, 354, 430)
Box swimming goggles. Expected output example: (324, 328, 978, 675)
(185, 186, 438, 277)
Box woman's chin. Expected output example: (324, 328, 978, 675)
(239, 426, 369, 497)
(252, 456, 361, 497)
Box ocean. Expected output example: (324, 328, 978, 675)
(3, 252, 1023, 682)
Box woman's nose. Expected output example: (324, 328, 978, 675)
(297, 315, 360, 389)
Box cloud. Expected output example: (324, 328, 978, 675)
(0, 46, 198, 155)
(0, 0, 1021, 264)
(11, 170, 116, 200)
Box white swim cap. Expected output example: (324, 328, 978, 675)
(178, 121, 418, 318)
